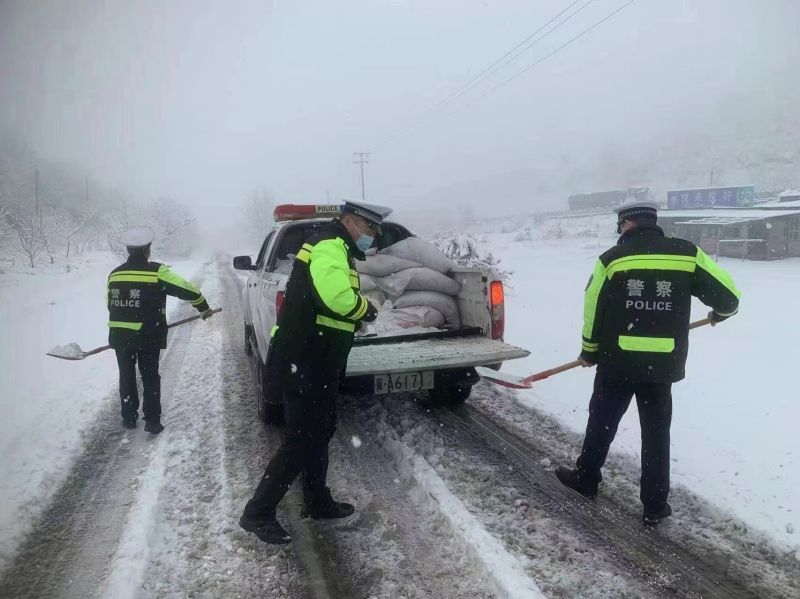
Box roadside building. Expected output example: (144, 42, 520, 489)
(568, 187, 650, 211)
(660, 208, 800, 260)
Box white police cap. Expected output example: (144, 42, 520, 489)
(120, 226, 154, 248)
(340, 200, 393, 225)
(616, 200, 659, 221)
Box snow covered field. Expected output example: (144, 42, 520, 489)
(0, 253, 208, 569)
(466, 214, 799, 551)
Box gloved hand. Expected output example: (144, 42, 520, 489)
(201, 308, 215, 320)
(708, 310, 727, 326)
(577, 353, 597, 367)
(362, 300, 378, 323)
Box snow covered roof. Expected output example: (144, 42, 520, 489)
(661, 209, 800, 220)
(778, 189, 800, 198)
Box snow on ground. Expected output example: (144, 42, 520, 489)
(463, 214, 799, 551)
(0, 252, 208, 569)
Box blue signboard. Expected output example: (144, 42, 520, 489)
(666, 185, 754, 210)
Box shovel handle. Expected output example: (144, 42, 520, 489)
(689, 317, 713, 330)
(166, 308, 222, 329)
(79, 308, 223, 358)
(522, 360, 583, 384)
(519, 317, 714, 385)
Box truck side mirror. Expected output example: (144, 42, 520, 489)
(233, 255, 256, 270)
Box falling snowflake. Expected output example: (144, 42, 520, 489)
(350, 435, 362, 449)
(290, 364, 298, 374)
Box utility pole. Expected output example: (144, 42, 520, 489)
(34, 167, 39, 214)
(353, 152, 369, 200)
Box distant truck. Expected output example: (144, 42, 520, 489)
(568, 187, 650, 211)
(233, 204, 529, 424)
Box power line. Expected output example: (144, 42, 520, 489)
(372, 0, 596, 151)
(477, 0, 638, 100)
(423, 0, 588, 117)
(375, 0, 638, 152)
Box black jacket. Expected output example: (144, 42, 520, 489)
(107, 258, 209, 350)
(581, 225, 740, 383)
(269, 219, 371, 389)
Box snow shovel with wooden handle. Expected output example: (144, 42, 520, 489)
(475, 317, 714, 390)
(46, 308, 223, 361)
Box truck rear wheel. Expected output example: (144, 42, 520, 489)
(244, 323, 253, 356)
(428, 383, 473, 406)
(255, 356, 284, 426)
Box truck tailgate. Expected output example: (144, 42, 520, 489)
(345, 335, 529, 377)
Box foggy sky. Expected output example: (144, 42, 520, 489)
(1, 0, 799, 231)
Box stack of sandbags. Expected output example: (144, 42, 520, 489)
(357, 237, 461, 325)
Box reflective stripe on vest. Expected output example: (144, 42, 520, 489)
(316, 314, 356, 332)
(108, 272, 159, 284)
(605, 254, 696, 278)
(108, 320, 143, 331)
(618, 335, 675, 353)
(295, 243, 314, 264)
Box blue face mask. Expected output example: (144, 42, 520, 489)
(355, 233, 374, 252)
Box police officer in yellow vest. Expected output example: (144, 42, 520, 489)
(556, 201, 741, 525)
(108, 227, 213, 434)
(240, 201, 387, 544)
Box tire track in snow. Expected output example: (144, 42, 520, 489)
(218, 259, 496, 599)
(136, 258, 312, 599)
(351, 394, 685, 598)
(435, 403, 757, 598)
(0, 267, 207, 599)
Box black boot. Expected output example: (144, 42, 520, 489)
(239, 514, 291, 544)
(555, 466, 598, 499)
(122, 417, 137, 429)
(303, 500, 355, 520)
(643, 503, 672, 526)
(144, 420, 165, 435)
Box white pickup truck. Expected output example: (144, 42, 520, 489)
(233, 204, 529, 424)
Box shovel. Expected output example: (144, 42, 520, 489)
(476, 317, 714, 390)
(46, 308, 223, 361)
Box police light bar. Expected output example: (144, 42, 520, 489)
(273, 204, 341, 222)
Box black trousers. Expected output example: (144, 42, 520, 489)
(243, 382, 338, 521)
(576, 370, 673, 512)
(115, 347, 162, 422)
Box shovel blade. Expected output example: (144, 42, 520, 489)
(46, 351, 87, 361)
(475, 366, 533, 389)
(46, 343, 87, 361)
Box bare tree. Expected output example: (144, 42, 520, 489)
(52, 204, 97, 258)
(0, 200, 13, 247)
(13, 185, 46, 268)
(243, 187, 274, 244)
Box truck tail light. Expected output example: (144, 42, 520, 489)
(276, 290, 286, 318)
(490, 280, 505, 340)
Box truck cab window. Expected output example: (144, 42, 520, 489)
(255, 231, 274, 271)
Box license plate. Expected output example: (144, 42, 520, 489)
(374, 371, 434, 395)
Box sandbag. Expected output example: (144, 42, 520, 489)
(392, 306, 446, 328)
(362, 287, 386, 306)
(378, 237, 454, 274)
(360, 274, 377, 292)
(373, 267, 461, 299)
(395, 291, 460, 325)
(403, 267, 461, 295)
(373, 269, 413, 299)
(355, 254, 422, 277)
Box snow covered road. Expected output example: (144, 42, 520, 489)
(1, 257, 798, 598)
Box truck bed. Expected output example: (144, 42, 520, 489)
(346, 334, 530, 377)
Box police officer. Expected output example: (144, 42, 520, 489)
(556, 201, 741, 525)
(239, 200, 387, 544)
(108, 227, 213, 434)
